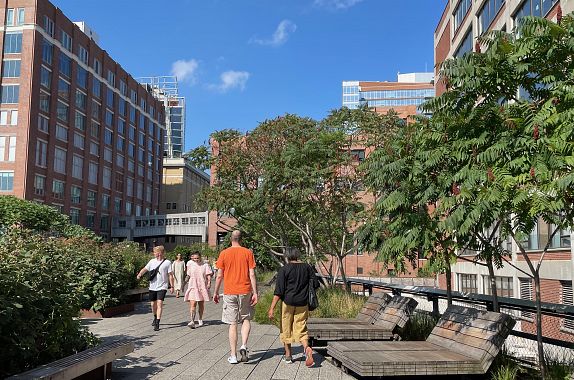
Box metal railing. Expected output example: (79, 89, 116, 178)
(318, 275, 574, 364)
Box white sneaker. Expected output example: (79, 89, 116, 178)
(187, 321, 195, 329)
(227, 356, 238, 364)
(197, 320, 204, 327)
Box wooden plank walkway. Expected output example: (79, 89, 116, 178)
(84, 294, 355, 380)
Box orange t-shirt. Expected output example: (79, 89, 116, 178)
(216, 246, 256, 295)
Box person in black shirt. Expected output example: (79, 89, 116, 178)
(268, 247, 318, 367)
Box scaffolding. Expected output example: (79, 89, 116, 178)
(137, 76, 185, 158)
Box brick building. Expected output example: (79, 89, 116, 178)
(0, 0, 165, 239)
(434, 0, 574, 341)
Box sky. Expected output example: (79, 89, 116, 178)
(51, 0, 445, 152)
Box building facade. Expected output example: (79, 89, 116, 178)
(434, 0, 574, 341)
(342, 72, 435, 119)
(138, 76, 185, 159)
(0, 0, 165, 239)
(160, 157, 209, 214)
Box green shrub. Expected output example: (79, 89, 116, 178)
(401, 312, 438, 341)
(311, 287, 366, 319)
(545, 355, 574, 380)
(0, 229, 99, 377)
(253, 290, 282, 327)
(256, 270, 276, 285)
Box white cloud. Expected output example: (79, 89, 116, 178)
(313, 0, 363, 10)
(171, 59, 199, 84)
(250, 20, 297, 47)
(208, 71, 250, 93)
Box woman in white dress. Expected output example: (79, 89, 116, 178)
(171, 253, 186, 298)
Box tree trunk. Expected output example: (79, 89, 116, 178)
(445, 264, 453, 306)
(486, 259, 500, 312)
(337, 254, 351, 292)
(533, 272, 547, 379)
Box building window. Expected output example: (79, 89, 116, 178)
(104, 128, 113, 146)
(104, 147, 112, 162)
(72, 131, 84, 147)
(102, 194, 110, 209)
(350, 149, 365, 162)
(115, 174, 124, 192)
(75, 90, 87, 111)
(93, 78, 101, 98)
(70, 208, 80, 224)
(523, 217, 572, 250)
(43, 15, 54, 37)
(39, 92, 50, 113)
(453, 0, 472, 32)
(35, 140, 47, 167)
(126, 177, 133, 196)
(3, 33, 22, 54)
(75, 112, 86, 131)
(52, 179, 64, 199)
(114, 197, 122, 213)
(166, 202, 171, 210)
(1, 85, 19, 104)
(71, 185, 81, 204)
(106, 88, 114, 108)
(454, 29, 473, 58)
(55, 124, 68, 142)
(520, 278, 534, 320)
(86, 212, 95, 228)
(92, 100, 101, 119)
(0, 137, 6, 161)
(103, 167, 112, 189)
(105, 110, 113, 127)
(16, 8, 24, 25)
(56, 98, 69, 120)
(59, 52, 71, 77)
(561, 281, 574, 331)
(89, 141, 99, 157)
(34, 175, 45, 195)
(514, 0, 559, 23)
(88, 162, 98, 185)
(72, 155, 83, 179)
(77, 67, 88, 89)
(479, 0, 505, 35)
(100, 215, 109, 230)
(53, 147, 66, 173)
(57, 78, 70, 101)
(2, 60, 21, 77)
(60, 30, 72, 51)
(93, 58, 101, 75)
(76, 193, 92, 212)
(0, 171, 13, 191)
(116, 154, 124, 168)
(483, 275, 513, 298)
(125, 202, 132, 216)
(78, 45, 89, 64)
(107, 70, 115, 86)
(6, 8, 14, 26)
(357, 267, 363, 275)
(42, 38, 52, 64)
(40, 66, 51, 89)
(459, 273, 477, 294)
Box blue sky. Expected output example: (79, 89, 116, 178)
(51, 0, 444, 152)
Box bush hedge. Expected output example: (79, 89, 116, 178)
(0, 227, 150, 377)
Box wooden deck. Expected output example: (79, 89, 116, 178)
(84, 294, 355, 380)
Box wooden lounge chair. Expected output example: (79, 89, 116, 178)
(308, 291, 392, 325)
(308, 295, 418, 342)
(328, 305, 516, 377)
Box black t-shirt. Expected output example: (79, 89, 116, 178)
(274, 262, 316, 307)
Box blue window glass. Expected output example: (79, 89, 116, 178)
(42, 38, 52, 64)
(3, 33, 22, 54)
(92, 78, 101, 98)
(2, 60, 20, 77)
(106, 88, 114, 108)
(454, 29, 473, 58)
(453, 0, 472, 32)
(59, 52, 71, 77)
(1, 85, 19, 104)
(105, 110, 113, 126)
(77, 67, 88, 89)
(0, 171, 14, 191)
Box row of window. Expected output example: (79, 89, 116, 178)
(5, 8, 25, 27)
(360, 89, 435, 100)
(0, 110, 18, 126)
(129, 216, 207, 228)
(0, 171, 13, 190)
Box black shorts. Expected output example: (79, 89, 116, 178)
(149, 289, 167, 301)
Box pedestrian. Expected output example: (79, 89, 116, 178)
(213, 230, 258, 364)
(184, 251, 213, 328)
(172, 253, 186, 298)
(267, 247, 318, 367)
(136, 245, 174, 331)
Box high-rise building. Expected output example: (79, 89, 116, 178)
(138, 76, 185, 158)
(160, 157, 209, 214)
(342, 72, 435, 119)
(434, 0, 573, 95)
(434, 0, 574, 342)
(0, 0, 165, 239)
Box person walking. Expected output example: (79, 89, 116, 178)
(136, 245, 174, 331)
(184, 251, 213, 328)
(213, 230, 258, 364)
(267, 247, 318, 367)
(172, 253, 186, 298)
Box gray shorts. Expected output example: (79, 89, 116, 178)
(222, 293, 253, 324)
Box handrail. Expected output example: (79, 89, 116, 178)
(317, 275, 574, 320)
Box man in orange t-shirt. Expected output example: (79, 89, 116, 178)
(214, 230, 258, 364)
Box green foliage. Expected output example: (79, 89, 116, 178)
(0, 228, 99, 377)
(255, 270, 276, 285)
(253, 290, 281, 328)
(183, 145, 211, 171)
(310, 287, 366, 319)
(401, 312, 438, 341)
(545, 355, 574, 380)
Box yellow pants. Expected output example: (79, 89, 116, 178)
(280, 303, 309, 344)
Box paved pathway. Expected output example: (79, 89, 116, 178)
(84, 294, 355, 380)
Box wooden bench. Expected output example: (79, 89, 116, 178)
(8, 340, 134, 380)
(308, 291, 392, 325)
(123, 287, 149, 303)
(308, 295, 418, 342)
(328, 305, 516, 377)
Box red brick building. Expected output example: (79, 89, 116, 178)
(0, 0, 165, 239)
